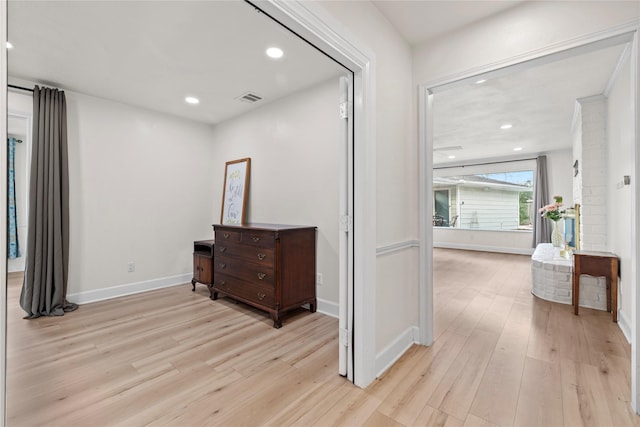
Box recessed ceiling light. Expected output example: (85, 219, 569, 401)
(6, 41, 13, 49)
(185, 96, 199, 105)
(266, 47, 283, 59)
(475, 79, 486, 84)
(500, 124, 513, 130)
(448, 155, 456, 159)
(513, 147, 523, 151)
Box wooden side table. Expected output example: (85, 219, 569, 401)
(572, 250, 619, 322)
(192, 240, 215, 295)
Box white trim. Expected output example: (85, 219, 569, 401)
(577, 94, 607, 104)
(604, 42, 632, 97)
(317, 298, 339, 318)
(262, 0, 377, 388)
(433, 242, 534, 256)
(376, 240, 419, 256)
(418, 87, 434, 346)
(427, 24, 636, 94)
(571, 100, 583, 136)
(620, 308, 632, 344)
(1, 1, 8, 423)
(67, 273, 193, 305)
(419, 22, 640, 412)
(631, 28, 640, 414)
(375, 326, 418, 378)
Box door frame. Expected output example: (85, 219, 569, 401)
(212, 1, 380, 387)
(418, 23, 640, 410)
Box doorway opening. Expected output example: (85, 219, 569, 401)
(419, 28, 639, 412)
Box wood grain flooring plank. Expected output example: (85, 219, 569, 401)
(468, 329, 528, 426)
(429, 329, 500, 420)
(376, 330, 468, 426)
(514, 357, 564, 427)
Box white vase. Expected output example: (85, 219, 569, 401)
(551, 220, 563, 248)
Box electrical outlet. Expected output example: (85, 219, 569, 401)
(316, 273, 323, 285)
(128, 262, 135, 272)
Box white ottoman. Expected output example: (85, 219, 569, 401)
(531, 243, 607, 310)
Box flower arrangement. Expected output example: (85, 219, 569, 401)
(539, 195, 564, 222)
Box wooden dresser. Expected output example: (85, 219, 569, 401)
(211, 223, 317, 328)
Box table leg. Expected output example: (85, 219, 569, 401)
(611, 260, 618, 323)
(573, 261, 580, 315)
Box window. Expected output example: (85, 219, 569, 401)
(433, 164, 534, 231)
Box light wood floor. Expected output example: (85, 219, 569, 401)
(6, 249, 639, 426)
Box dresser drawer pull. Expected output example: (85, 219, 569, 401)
(257, 272, 266, 280)
(219, 247, 227, 253)
(257, 292, 266, 301)
(218, 263, 226, 269)
(252, 236, 261, 242)
(223, 233, 230, 239)
(257, 253, 266, 261)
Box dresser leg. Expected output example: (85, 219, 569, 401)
(309, 299, 317, 313)
(191, 279, 196, 292)
(211, 291, 218, 301)
(272, 313, 282, 329)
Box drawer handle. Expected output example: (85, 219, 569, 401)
(223, 233, 230, 239)
(257, 292, 266, 301)
(257, 272, 266, 280)
(218, 263, 226, 269)
(219, 247, 227, 253)
(257, 253, 266, 261)
(252, 236, 261, 242)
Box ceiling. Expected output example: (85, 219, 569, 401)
(7, 1, 347, 126)
(371, 0, 526, 46)
(6, 1, 629, 166)
(432, 42, 627, 165)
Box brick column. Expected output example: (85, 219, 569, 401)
(575, 95, 607, 251)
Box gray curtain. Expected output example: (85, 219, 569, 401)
(532, 155, 551, 247)
(20, 86, 78, 318)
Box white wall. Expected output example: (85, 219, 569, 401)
(64, 91, 215, 299)
(314, 1, 418, 360)
(606, 51, 633, 336)
(207, 79, 341, 308)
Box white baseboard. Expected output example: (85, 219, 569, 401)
(316, 298, 339, 318)
(434, 242, 534, 255)
(67, 273, 193, 305)
(618, 309, 632, 344)
(376, 326, 419, 378)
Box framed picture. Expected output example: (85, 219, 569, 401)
(220, 158, 251, 225)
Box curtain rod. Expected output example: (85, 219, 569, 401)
(8, 84, 34, 92)
(433, 157, 538, 170)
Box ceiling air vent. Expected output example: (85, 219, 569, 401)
(237, 92, 263, 103)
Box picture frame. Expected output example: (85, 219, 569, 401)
(220, 158, 251, 225)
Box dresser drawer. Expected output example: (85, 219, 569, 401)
(214, 256, 274, 286)
(215, 229, 241, 244)
(215, 242, 274, 266)
(214, 274, 275, 308)
(240, 230, 276, 248)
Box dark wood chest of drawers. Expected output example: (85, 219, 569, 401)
(211, 223, 317, 328)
